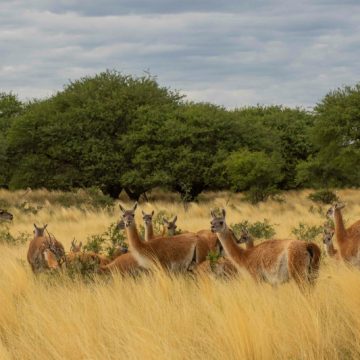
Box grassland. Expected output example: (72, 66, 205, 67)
(1, 189, 360, 359)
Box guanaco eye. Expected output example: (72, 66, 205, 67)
(219, 221, 223, 225)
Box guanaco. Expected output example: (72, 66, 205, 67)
(163, 216, 178, 236)
(322, 227, 340, 260)
(210, 209, 321, 285)
(119, 202, 204, 271)
(326, 202, 360, 265)
(27, 224, 63, 273)
(66, 239, 110, 267)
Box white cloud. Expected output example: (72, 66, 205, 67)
(0, 1, 359, 107)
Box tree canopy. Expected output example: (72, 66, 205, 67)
(1, 71, 359, 201)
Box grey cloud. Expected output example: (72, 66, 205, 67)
(0, 1, 359, 108)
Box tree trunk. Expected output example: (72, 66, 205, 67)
(104, 184, 122, 199)
(124, 187, 141, 201)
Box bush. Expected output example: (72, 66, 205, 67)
(308, 189, 338, 205)
(0, 224, 31, 245)
(65, 255, 101, 281)
(84, 222, 127, 256)
(224, 149, 284, 204)
(206, 250, 222, 270)
(243, 187, 284, 205)
(230, 219, 276, 239)
(291, 223, 323, 242)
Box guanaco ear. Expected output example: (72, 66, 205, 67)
(119, 204, 126, 213)
(44, 224, 48, 229)
(132, 202, 138, 212)
(163, 218, 169, 225)
(34, 223, 38, 229)
(221, 209, 226, 218)
(337, 202, 345, 210)
(173, 215, 177, 224)
(141, 210, 145, 216)
(210, 210, 216, 218)
(151, 210, 154, 216)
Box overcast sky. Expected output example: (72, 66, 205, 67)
(1, 0, 359, 108)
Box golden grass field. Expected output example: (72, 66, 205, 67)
(1, 189, 360, 359)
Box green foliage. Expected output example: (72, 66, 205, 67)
(224, 149, 284, 203)
(230, 219, 276, 239)
(206, 250, 222, 270)
(297, 84, 360, 188)
(84, 222, 126, 256)
(0, 92, 23, 185)
(65, 255, 101, 281)
(15, 201, 42, 215)
(291, 223, 323, 242)
(0, 224, 31, 246)
(308, 189, 339, 205)
(3, 72, 360, 195)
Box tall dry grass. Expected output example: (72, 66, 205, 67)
(1, 189, 360, 359)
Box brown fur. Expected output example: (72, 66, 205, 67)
(27, 235, 59, 273)
(196, 257, 238, 278)
(211, 211, 321, 285)
(66, 251, 110, 267)
(99, 253, 143, 275)
(121, 203, 201, 272)
(323, 227, 341, 261)
(330, 204, 360, 265)
(195, 229, 219, 262)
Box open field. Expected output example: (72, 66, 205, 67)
(1, 189, 360, 359)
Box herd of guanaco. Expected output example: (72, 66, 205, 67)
(0, 201, 359, 286)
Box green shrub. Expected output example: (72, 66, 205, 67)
(291, 222, 323, 242)
(308, 189, 338, 205)
(65, 255, 101, 281)
(206, 250, 222, 270)
(230, 219, 276, 239)
(0, 224, 31, 245)
(243, 187, 284, 205)
(84, 222, 127, 256)
(15, 201, 42, 215)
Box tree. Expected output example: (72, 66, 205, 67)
(7, 71, 181, 197)
(296, 84, 360, 188)
(0, 92, 23, 186)
(224, 149, 284, 202)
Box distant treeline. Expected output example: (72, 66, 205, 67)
(0, 70, 359, 202)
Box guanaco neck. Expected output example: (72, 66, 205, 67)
(144, 222, 154, 241)
(334, 209, 347, 244)
(216, 226, 246, 265)
(168, 228, 175, 236)
(325, 242, 338, 257)
(246, 238, 254, 249)
(125, 222, 145, 252)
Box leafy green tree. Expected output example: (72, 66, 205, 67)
(296, 84, 360, 187)
(224, 149, 284, 202)
(7, 71, 180, 198)
(0, 93, 23, 186)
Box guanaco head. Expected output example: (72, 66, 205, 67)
(210, 209, 227, 233)
(142, 210, 154, 225)
(163, 216, 178, 235)
(119, 202, 138, 227)
(0, 209, 13, 221)
(323, 227, 335, 245)
(326, 202, 345, 218)
(237, 228, 252, 244)
(33, 223, 48, 237)
(117, 219, 125, 230)
(70, 239, 82, 253)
